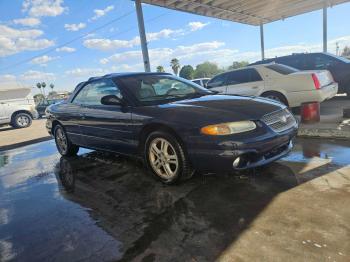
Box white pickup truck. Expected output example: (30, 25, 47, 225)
(0, 88, 38, 128)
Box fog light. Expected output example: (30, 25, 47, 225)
(232, 157, 240, 168)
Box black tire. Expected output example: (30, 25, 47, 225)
(54, 124, 79, 156)
(11, 112, 32, 128)
(144, 131, 194, 184)
(261, 92, 288, 106)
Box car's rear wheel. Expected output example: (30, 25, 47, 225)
(145, 131, 194, 184)
(54, 125, 79, 156)
(11, 112, 32, 128)
(262, 92, 288, 106)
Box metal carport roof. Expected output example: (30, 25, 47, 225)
(134, 0, 350, 71)
(142, 0, 349, 26)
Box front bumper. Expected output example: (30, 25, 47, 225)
(186, 126, 297, 173)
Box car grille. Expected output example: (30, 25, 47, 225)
(261, 108, 297, 133)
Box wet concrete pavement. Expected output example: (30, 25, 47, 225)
(0, 138, 349, 261)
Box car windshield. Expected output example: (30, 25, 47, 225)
(265, 64, 299, 75)
(118, 74, 213, 105)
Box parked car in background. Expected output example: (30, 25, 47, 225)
(36, 99, 64, 117)
(0, 88, 38, 128)
(250, 52, 350, 97)
(46, 72, 297, 184)
(206, 63, 338, 107)
(191, 78, 210, 87)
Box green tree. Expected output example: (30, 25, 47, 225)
(179, 65, 194, 80)
(341, 46, 350, 57)
(170, 58, 180, 76)
(194, 61, 222, 78)
(33, 93, 45, 104)
(156, 66, 165, 72)
(41, 82, 47, 97)
(36, 82, 42, 95)
(228, 61, 249, 70)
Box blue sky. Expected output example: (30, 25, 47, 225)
(1, 0, 350, 92)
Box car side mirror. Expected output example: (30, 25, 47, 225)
(101, 95, 123, 106)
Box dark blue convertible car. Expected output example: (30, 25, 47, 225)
(46, 72, 298, 184)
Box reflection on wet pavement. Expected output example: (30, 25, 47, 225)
(0, 139, 349, 261)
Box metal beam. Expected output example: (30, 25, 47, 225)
(323, 6, 327, 52)
(135, 0, 151, 72)
(260, 23, 265, 60)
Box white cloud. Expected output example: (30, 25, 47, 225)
(31, 55, 59, 65)
(91, 5, 114, 21)
(83, 38, 138, 51)
(188, 22, 210, 31)
(83, 29, 182, 51)
(22, 0, 66, 17)
(100, 41, 225, 66)
(147, 29, 182, 41)
(0, 25, 54, 57)
(13, 17, 41, 27)
(0, 74, 16, 82)
(65, 68, 106, 78)
(20, 70, 55, 81)
(64, 23, 86, 31)
(55, 46, 75, 52)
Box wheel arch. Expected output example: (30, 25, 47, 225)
(11, 110, 34, 121)
(261, 90, 289, 107)
(51, 120, 63, 135)
(138, 123, 185, 154)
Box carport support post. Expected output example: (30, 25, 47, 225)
(323, 6, 327, 52)
(135, 0, 151, 72)
(260, 23, 265, 60)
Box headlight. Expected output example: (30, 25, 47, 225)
(201, 121, 256, 135)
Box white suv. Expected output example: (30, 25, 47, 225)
(0, 88, 38, 128)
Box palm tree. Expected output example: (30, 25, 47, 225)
(156, 66, 165, 72)
(170, 58, 180, 76)
(36, 82, 42, 95)
(50, 83, 54, 91)
(41, 82, 46, 97)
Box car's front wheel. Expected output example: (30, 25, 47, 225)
(54, 125, 79, 156)
(145, 131, 194, 184)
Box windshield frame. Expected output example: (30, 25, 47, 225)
(115, 74, 214, 106)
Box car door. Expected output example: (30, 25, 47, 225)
(78, 79, 134, 154)
(0, 102, 9, 124)
(225, 68, 264, 96)
(206, 73, 229, 93)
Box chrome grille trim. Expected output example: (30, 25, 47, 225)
(261, 108, 297, 133)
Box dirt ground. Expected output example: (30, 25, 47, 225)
(0, 119, 51, 151)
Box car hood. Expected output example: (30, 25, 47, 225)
(137, 95, 284, 127)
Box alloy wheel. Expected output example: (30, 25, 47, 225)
(16, 115, 30, 127)
(266, 95, 282, 103)
(149, 138, 179, 179)
(56, 128, 68, 154)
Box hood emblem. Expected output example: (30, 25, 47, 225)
(280, 115, 288, 123)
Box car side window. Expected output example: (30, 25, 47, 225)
(207, 73, 228, 88)
(73, 79, 122, 106)
(226, 69, 262, 85)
